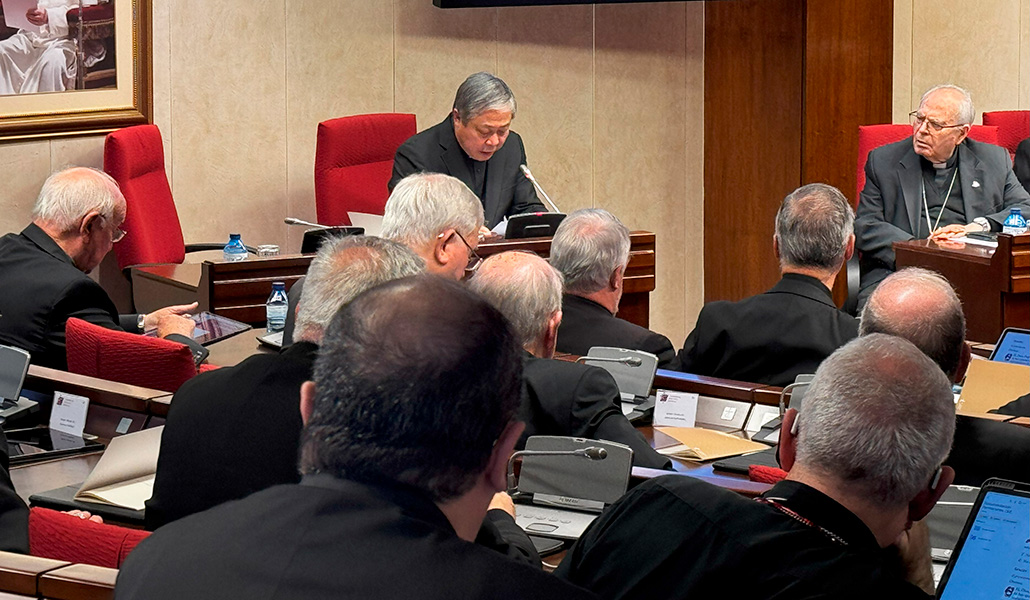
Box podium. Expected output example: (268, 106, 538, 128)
(893, 233, 1029, 343)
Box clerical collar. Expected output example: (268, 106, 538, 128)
(931, 148, 959, 170)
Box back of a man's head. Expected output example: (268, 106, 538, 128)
(774, 183, 854, 272)
(794, 334, 955, 508)
(381, 173, 484, 250)
(31, 167, 124, 235)
(293, 235, 425, 342)
(859, 267, 965, 380)
(549, 208, 630, 296)
(467, 251, 564, 350)
(299, 275, 523, 502)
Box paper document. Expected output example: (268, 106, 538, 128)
(952, 236, 998, 249)
(75, 426, 163, 511)
(957, 360, 1030, 416)
(2, 0, 38, 31)
(654, 426, 767, 462)
(347, 212, 383, 237)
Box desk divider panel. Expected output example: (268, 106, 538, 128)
(0, 552, 69, 597)
(39, 564, 116, 600)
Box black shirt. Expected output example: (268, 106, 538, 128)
(556, 476, 930, 600)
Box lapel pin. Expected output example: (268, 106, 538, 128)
(972, 181, 980, 188)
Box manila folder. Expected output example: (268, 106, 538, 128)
(74, 426, 163, 511)
(655, 427, 768, 462)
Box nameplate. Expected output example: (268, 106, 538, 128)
(532, 493, 605, 513)
(653, 389, 698, 428)
(50, 391, 89, 437)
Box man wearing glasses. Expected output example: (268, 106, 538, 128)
(855, 84, 1030, 302)
(0, 167, 201, 369)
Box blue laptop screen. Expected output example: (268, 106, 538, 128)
(991, 330, 1030, 366)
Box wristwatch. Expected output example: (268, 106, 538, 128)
(972, 217, 990, 232)
(137, 313, 147, 332)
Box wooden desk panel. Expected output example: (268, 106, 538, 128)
(0, 552, 69, 597)
(39, 563, 117, 600)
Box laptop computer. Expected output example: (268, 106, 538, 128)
(989, 327, 1030, 366)
(935, 478, 1030, 599)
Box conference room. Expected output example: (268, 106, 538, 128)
(0, 0, 1028, 598)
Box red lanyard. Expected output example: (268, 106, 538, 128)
(755, 496, 849, 547)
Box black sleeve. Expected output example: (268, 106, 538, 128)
(642, 331, 681, 371)
(390, 141, 423, 192)
(0, 429, 29, 553)
(991, 392, 1030, 418)
(1014, 138, 1030, 196)
(475, 508, 540, 567)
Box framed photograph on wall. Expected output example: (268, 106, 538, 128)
(0, 0, 151, 140)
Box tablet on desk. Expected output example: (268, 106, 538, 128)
(146, 311, 251, 346)
(5, 426, 104, 467)
(990, 327, 1030, 366)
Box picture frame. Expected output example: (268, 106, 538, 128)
(0, 0, 151, 140)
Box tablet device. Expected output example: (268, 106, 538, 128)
(6, 426, 104, 467)
(145, 311, 251, 346)
(989, 327, 1030, 366)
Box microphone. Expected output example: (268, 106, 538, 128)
(520, 165, 561, 213)
(284, 217, 331, 229)
(506, 446, 607, 492)
(576, 355, 643, 367)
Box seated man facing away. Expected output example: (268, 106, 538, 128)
(0, 167, 202, 370)
(469, 251, 670, 469)
(675, 183, 858, 386)
(860, 267, 1030, 486)
(115, 276, 595, 600)
(382, 172, 485, 280)
(556, 334, 956, 600)
(549, 208, 680, 370)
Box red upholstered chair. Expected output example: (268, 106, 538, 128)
(104, 124, 232, 271)
(65, 318, 217, 393)
(314, 113, 417, 226)
(29, 507, 150, 569)
(983, 110, 1030, 160)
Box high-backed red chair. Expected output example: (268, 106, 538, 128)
(29, 507, 150, 569)
(855, 124, 1000, 201)
(65, 318, 216, 393)
(314, 113, 416, 226)
(983, 110, 1030, 160)
(104, 124, 229, 271)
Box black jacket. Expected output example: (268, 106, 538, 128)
(1015, 137, 1030, 195)
(556, 294, 680, 370)
(0, 428, 28, 554)
(389, 116, 545, 228)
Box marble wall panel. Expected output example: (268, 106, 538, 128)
(0, 141, 50, 234)
(50, 136, 105, 172)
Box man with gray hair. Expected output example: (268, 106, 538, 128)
(675, 183, 858, 386)
(382, 172, 485, 281)
(389, 72, 544, 228)
(0, 167, 201, 369)
(557, 334, 956, 599)
(856, 84, 1030, 301)
(551, 208, 680, 369)
(469, 251, 670, 469)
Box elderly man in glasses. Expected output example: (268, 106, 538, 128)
(0, 167, 201, 370)
(854, 84, 1030, 304)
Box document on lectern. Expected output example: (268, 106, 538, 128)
(654, 426, 767, 462)
(74, 426, 163, 511)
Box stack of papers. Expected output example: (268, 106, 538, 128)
(655, 427, 768, 462)
(74, 427, 163, 511)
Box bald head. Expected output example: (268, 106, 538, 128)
(859, 268, 966, 380)
(468, 251, 564, 353)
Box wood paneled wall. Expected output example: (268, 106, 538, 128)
(703, 0, 894, 304)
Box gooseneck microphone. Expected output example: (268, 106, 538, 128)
(520, 165, 562, 213)
(506, 447, 607, 492)
(284, 217, 331, 229)
(575, 355, 643, 367)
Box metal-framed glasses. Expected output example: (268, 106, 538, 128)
(98, 214, 127, 243)
(909, 111, 966, 133)
(440, 230, 482, 273)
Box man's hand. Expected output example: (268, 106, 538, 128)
(144, 302, 198, 331)
(487, 491, 515, 518)
(26, 8, 47, 26)
(64, 510, 103, 524)
(930, 223, 978, 241)
(892, 520, 934, 595)
(155, 313, 196, 339)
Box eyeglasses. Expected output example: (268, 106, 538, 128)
(439, 230, 482, 273)
(98, 215, 127, 243)
(909, 111, 966, 133)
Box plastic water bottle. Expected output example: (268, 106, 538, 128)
(223, 233, 247, 262)
(266, 281, 288, 333)
(1002, 208, 1028, 235)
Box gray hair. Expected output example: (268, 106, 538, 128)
(860, 267, 966, 380)
(452, 72, 516, 123)
(468, 251, 564, 348)
(795, 334, 955, 507)
(381, 173, 484, 251)
(550, 208, 631, 295)
(294, 235, 425, 341)
(774, 183, 854, 271)
(919, 84, 975, 125)
(31, 167, 124, 234)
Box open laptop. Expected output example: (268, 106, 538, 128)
(935, 478, 1030, 599)
(989, 327, 1030, 366)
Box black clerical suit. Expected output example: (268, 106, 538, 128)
(1016, 138, 1030, 195)
(0, 224, 205, 370)
(0, 428, 29, 554)
(117, 475, 596, 600)
(389, 116, 544, 228)
(855, 137, 1030, 293)
(556, 294, 680, 371)
(675, 274, 858, 387)
(521, 354, 671, 470)
(555, 476, 929, 600)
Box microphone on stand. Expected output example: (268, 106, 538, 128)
(284, 217, 331, 229)
(506, 447, 607, 492)
(575, 355, 643, 367)
(520, 165, 562, 213)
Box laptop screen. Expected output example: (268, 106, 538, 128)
(937, 485, 1030, 599)
(990, 328, 1030, 366)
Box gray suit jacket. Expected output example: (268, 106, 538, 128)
(855, 137, 1030, 290)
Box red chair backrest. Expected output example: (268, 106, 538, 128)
(856, 124, 1000, 204)
(982, 110, 1030, 159)
(314, 113, 417, 226)
(65, 318, 199, 392)
(29, 507, 150, 569)
(104, 124, 186, 270)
